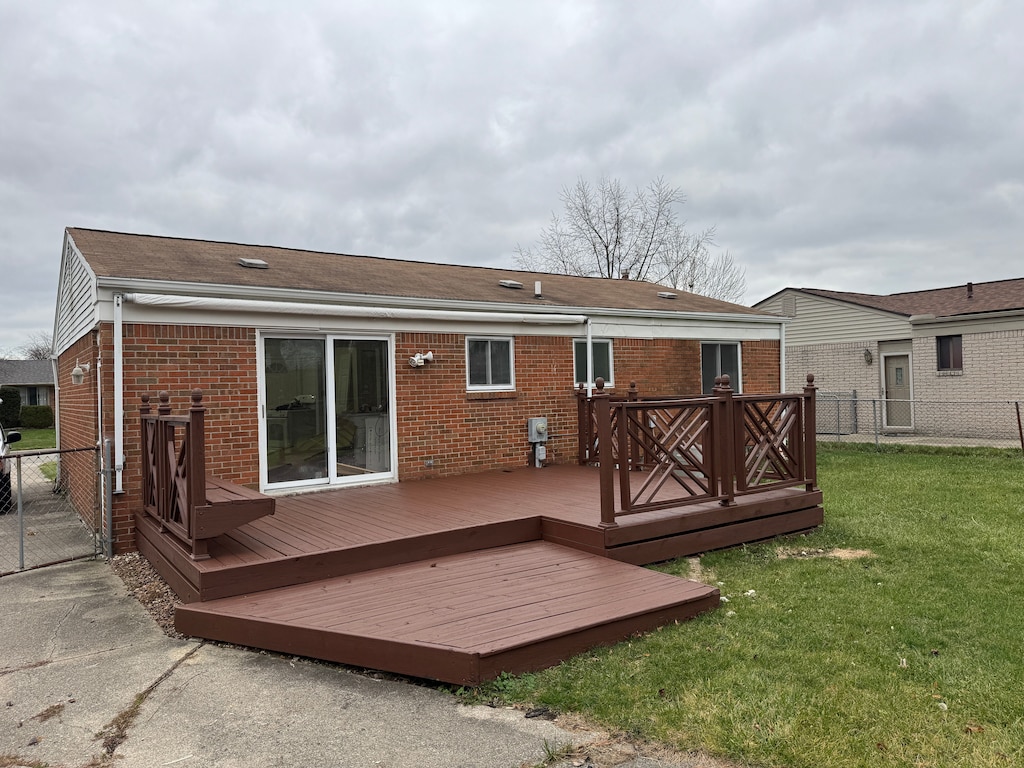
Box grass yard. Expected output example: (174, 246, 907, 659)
(9, 427, 56, 450)
(483, 445, 1024, 768)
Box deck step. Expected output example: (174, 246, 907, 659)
(175, 541, 719, 685)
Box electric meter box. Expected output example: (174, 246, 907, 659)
(527, 417, 549, 442)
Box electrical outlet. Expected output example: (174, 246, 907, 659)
(424, 459, 434, 467)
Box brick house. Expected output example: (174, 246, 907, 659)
(754, 279, 1024, 436)
(54, 228, 788, 553)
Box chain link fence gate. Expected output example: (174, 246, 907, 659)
(0, 442, 110, 576)
(816, 392, 1024, 451)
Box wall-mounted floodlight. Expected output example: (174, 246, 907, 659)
(409, 351, 434, 368)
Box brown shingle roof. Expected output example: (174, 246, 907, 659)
(799, 279, 1024, 318)
(67, 228, 761, 316)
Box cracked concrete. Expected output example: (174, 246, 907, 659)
(1, 560, 599, 767)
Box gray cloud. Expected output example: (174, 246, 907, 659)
(2, 0, 1022, 353)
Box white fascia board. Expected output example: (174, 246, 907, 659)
(94, 277, 783, 328)
(909, 308, 1024, 327)
(590, 317, 781, 341)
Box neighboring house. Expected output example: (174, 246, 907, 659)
(0, 358, 56, 410)
(754, 278, 1024, 436)
(54, 228, 788, 552)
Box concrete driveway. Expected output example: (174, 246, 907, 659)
(0, 560, 596, 768)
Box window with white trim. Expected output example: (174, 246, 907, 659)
(573, 339, 613, 386)
(467, 337, 514, 390)
(701, 342, 741, 393)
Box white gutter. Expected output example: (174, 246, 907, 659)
(779, 321, 787, 390)
(113, 294, 124, 492)
(123, 293, 589, 325)
(103, 278, 782, 324)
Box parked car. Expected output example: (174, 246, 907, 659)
(1, 422, 22, 513)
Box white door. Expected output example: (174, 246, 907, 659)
(883, 354, 912, 429)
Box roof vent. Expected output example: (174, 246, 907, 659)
(239, 258, 269, 269)
(499, 279, 524, 289)
(657, 291, 678, 300)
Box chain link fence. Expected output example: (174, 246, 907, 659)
(1, 446, 104, 575)
(816, 391, 1024, 451)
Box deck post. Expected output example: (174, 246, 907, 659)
(156, 391, 172, 524)
(715, 376, 737, 506)
(188, 390, 207, 533)
(140, 394, 153, 517)
(593, 378, 617, 528)
(803, 374, 818, 491)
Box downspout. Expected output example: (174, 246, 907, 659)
(586, 317, 594, 398)
(779, 321, 787, 390)
(113, 293, 124, 492)
(50, 356, 60, 450)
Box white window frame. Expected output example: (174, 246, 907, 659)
(257, 331, 398, 492)
(700, 341, 742, 394)
(466, 336, 515, 391)
(573, 338, 614, 387)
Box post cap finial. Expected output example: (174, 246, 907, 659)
(806, 373, 815, 385)
(191, 388, 204, 406)
(595, 377, 605, 392)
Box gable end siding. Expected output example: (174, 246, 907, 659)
(759, 292, 909, 346)
(54, 235, 99, 355)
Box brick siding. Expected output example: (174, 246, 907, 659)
(63, 322, 781, 551)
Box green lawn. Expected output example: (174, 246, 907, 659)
(482, 445, 1024, 768)
(9, 428, 56, 450)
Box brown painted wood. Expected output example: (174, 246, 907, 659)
(605, 507, 825, 565)
(144, 462, 823, 683)
(176, 542, 720, 685)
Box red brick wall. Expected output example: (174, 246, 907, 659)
(70, 322, 780, 551)
(741, 340, 781, 393)
(56, 333, 101, 531)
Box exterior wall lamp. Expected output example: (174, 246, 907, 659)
(863, 349, 873, 365)
(409, 351, 434, 368)
(71, 361, 91, 385)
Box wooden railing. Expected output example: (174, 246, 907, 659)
(581, 375, 818, 526)
(140, 389, 273, 560)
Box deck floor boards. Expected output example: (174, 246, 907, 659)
(176, 541, 720, 684)
(149, 463, 821, 683)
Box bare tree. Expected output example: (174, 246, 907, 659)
(18, 332, 53, 360)
(515, 175, 746, 302)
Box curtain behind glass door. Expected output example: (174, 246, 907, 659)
(264, 338, 328, 482)
(334, 339, 390, 475)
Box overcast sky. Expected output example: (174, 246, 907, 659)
(2, 0, 1021, 355)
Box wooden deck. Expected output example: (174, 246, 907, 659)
(139, 464, 822, 684)
(176, 541, 721, 685)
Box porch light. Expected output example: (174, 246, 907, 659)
(71, 361, 90, 385)
(863, 349, 873, 365)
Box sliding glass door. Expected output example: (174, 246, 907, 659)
(262, 335, 393, 489)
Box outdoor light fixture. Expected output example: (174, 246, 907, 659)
(71, 361, 91, 385)
(408, 351, 434, 368)
(863, 349, 873, 365)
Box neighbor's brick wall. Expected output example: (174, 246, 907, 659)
(784, 341, 881, 396)
(910, 329, 1024, 439)
(78, 322, 781, 551)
